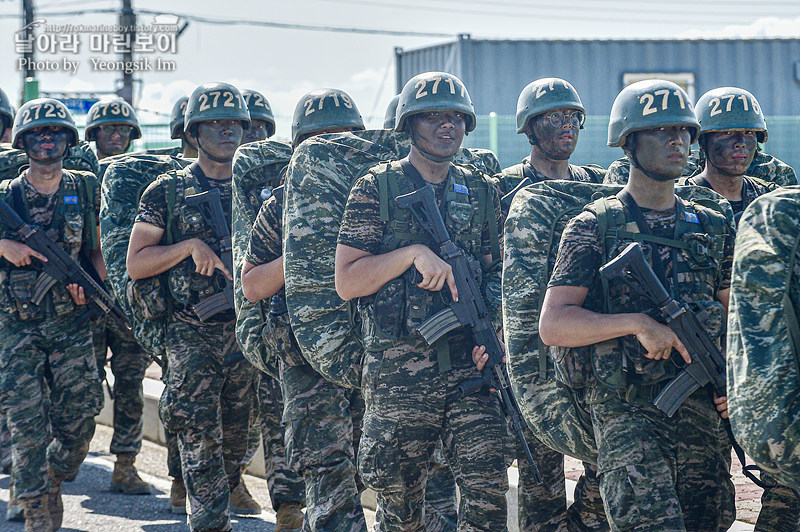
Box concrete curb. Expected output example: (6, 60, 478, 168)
(96, 375, 754, 531)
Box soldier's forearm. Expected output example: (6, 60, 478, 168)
(127, 239, 194, 280)
(241, 257, 284, 303)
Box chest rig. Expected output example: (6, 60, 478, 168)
(0, 170, 97, 320)
(164, 166, 232, 319)
(359, 160, 499, 369)
(586, 193, 729, 388)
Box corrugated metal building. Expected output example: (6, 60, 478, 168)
(394, 35, 800, 171)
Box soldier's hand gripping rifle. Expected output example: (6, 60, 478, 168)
(599, 242, 778, 491)
(0, 198, 131, 333)
(185, 188, 234, 321)
(396, 184, 541, 483)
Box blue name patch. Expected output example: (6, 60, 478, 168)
(684, 212, 700, 224)
(64, 195, 78, 205)
(454, 183, 469, 194)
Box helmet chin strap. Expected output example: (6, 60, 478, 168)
(408, 124, 456, 163)
(195, 135, 233, 163)
(626, 149, 675, 183)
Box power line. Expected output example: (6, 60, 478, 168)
(0, 8, 455, 38)
(309, 0, 800, 22)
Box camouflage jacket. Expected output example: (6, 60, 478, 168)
(728, 186, 800, 488)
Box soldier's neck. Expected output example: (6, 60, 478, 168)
(626, 168, 676, 210)
(24, 162, 63, 195)
(529, 147, 571, 180)
(696, 168, 744, 202)
(408, 149, 450, 184)
(196, 153, 232, 180)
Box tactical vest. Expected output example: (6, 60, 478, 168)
(0, 170, 98, 320)
(500, 160, 605, 195)
(162, 168, 232, 321)
(584, 194, 729, 389)
(359, 160, 499, 356)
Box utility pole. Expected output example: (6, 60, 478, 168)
(118, 0, 136, 105)
(21, 0, 36, 101)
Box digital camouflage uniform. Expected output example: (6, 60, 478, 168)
(0, 170, 104, 500)
(231, 140, 305, 512)
(90, 156, 153, 470)
(548, 195, 736, 531)
(0, 140, 100, 181)
(494, 156, 605, 197)
(136, 164, 257, 531)
(338, 161, 509, 531)
(728, 187, 800, 490)
(498, 162, 609, 532)
(100, 152, 193, 487)
(248, 186, 366, 532)
(604, 149, 797, 187)
(687, 175, 800, 531)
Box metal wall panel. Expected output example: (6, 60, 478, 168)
(396, 37, 800, 115)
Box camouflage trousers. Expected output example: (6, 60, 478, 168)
(589, 385, 734, 532)
(0, 313, 102, 498)
(0, 405, 10, 471)
(159, 318, 257, 532)
(516, 425, 608, 532)
(359, 338, 509, 532)
(280, 361, 367, 532)
(159, 354, 183, 481)
(243, 370, 305, 510)
(755, 473, 800, 532)
(92, 314, 151, 456)
(423, 442, 458, 532)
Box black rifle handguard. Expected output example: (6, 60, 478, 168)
(396, 184, 541, 483)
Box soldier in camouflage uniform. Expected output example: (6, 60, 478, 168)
(231, 89, 306, 527)
(128, 82, 257, 532)
(169, 95, 198, 159)
(242, 88, 367, 532)
(538, 80, 735, 531)
(728, 187, 800, 492)
(83, 98, 155, 496)
(687, 87, 799, 532)
(499, 78, 607, 532)
(0, 87, 15, 511)
(0, 98, 105, 531)
(336, 72, 509, 531)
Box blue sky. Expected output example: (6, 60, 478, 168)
(1, 0, 799, 142)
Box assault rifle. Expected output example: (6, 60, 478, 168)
(185, 188, 234, 321)
(396, 184, 541, 483)
(599, 242, 778, 491)
(0, 198, 130, 332)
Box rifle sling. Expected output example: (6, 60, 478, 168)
(616, 190, 672, 292)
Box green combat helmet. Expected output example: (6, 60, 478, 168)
(184, 82, 250, 135)
(169, 96, 189, 139)
(0, 87, 14, 138)
(85, 99, 142, 141)
(608, 79, 699, 148)
(395, 71, 475, 133)
(516, 77, 585, 134)
(695, 87, 767, 143)
(12, 98, 79, 149)
(242, 89, 276, 138)
(291, 88, 364, 147)
(384, 94, 400, 129)
(395, 71, 476, 163)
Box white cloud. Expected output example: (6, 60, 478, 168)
(680, 16, 800, 39)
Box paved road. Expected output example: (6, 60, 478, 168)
(0, 424, 285, 531)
